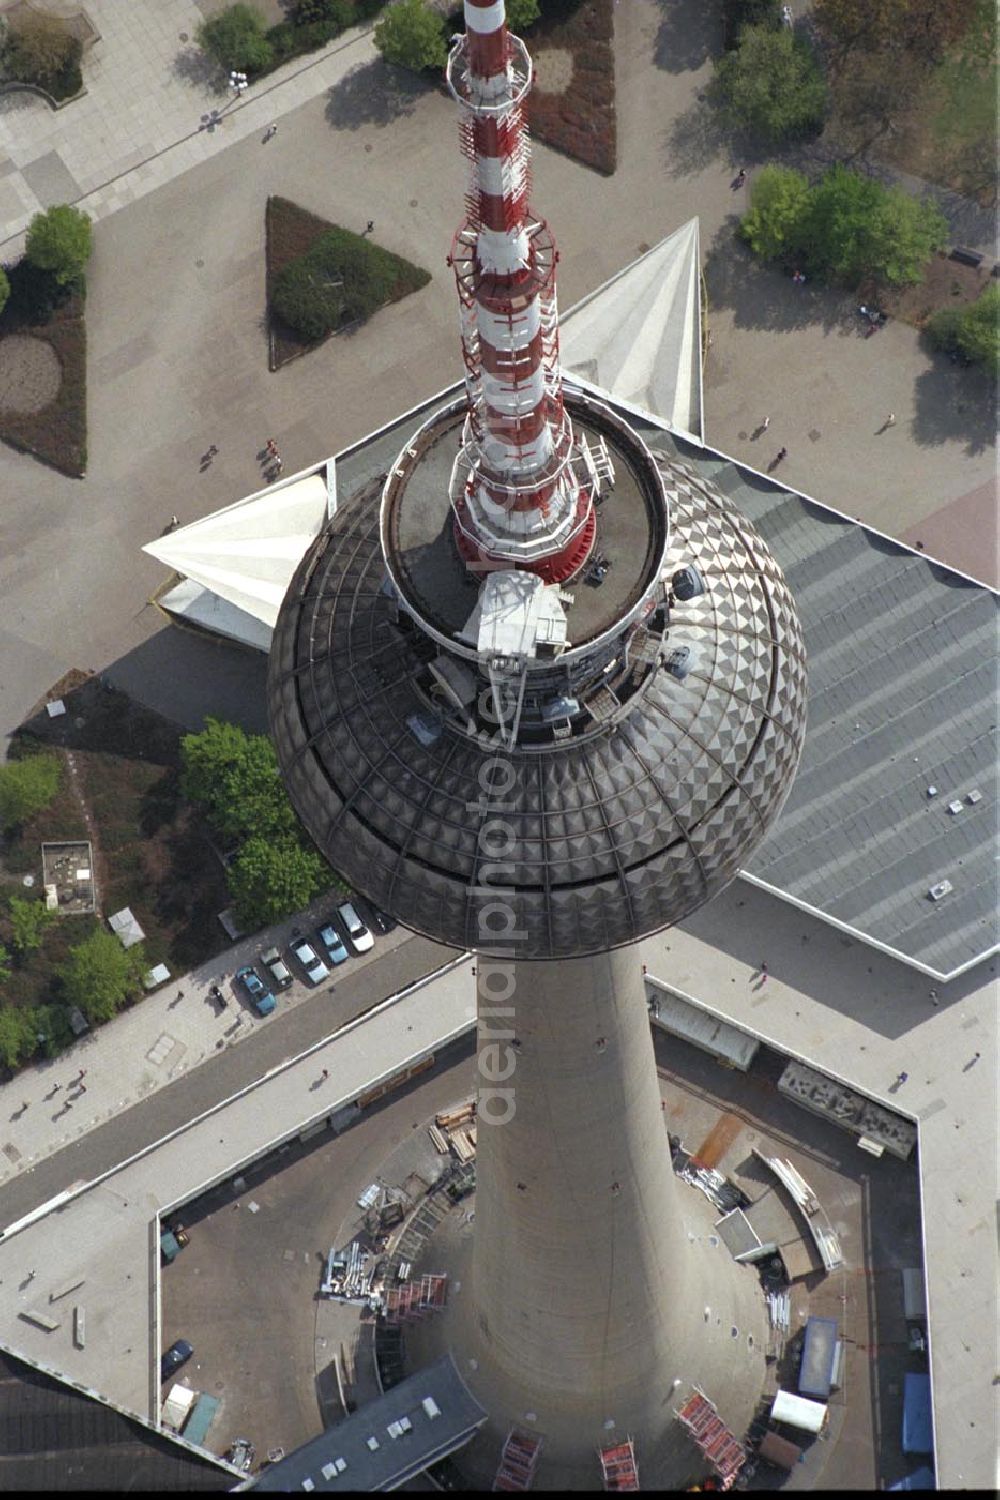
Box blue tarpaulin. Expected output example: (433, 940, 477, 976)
(902, 1373, 933, 1454)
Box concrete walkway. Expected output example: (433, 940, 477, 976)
(0, 0, 381, 255)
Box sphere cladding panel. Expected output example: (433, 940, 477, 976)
(268, 458, 807, 960)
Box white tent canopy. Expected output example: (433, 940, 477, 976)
(560, 218, 703, 441)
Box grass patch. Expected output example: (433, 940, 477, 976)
(826, 47, 997, 207)
(265, 195, 431, 370)
(527, 0, 616, 176)
(0, 265, 86, 477)
(0, 673, 231, 1041)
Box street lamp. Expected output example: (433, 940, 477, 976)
(229, 69, 248, 98)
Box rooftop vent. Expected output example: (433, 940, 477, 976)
(967, 789, 983, 804)
(422, 1396, 442, 1419)
(665, 646, 691, 682)
(928, 880, 953, 901)
(672, 565, 706, 602)
(947, 800, 963, 815)
(366, 1436, 380, 1451)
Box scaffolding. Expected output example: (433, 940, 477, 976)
(599, 1437, 640, 1490)
(675, 1390, 746, 1490)
(382, 1273, 448, 1325)
(493, 1429, 543, 1491)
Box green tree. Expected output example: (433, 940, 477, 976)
(0, 267, 9, 319)
(24, 205, 92, 286)
(7, 894, 54, 955)
(228, 834, 327, 930)
(196, 3, 273, 72)
(506, 0, 542, 29)
(0, 1005, 38, 1068)
(927, 284, 1000, 374)
(180, 718, 296, 843)
(373, 0, 447, 72)
(0, 752, 62, 832)
(0, 945, 11, 984)
(802, 165, 946, 287)
(59, 927, 146, 1025)
(712, 23, 827, 142)
(739, 164, 812, 261)
(291, 0, 352, 24)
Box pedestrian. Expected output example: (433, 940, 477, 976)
(366, 219, 374, 234)
(928, 990, 938, 1007)
(265, 438, 277, 457)
(168, 514, 178, 529)
(77, 1083, 87, 1094)
(20, 1101, 29, 1112)
(265, 122, 277, 141)
(897, 1070, 908, 1085)
(773, 447, 787, 467)
(321, 1068, 330, 1082)
(884, 413, 896, 428)
(734, 167, 746, 188)
(760, 961, 768, 983)
(78, 1069, 87, 1080)
(761, 416, 770, 432)
(26, 1270, 35, 1281)
(274, 456, 283, 474)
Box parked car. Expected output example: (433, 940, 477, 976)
(368, 906, 397, 935)
(338, 900, 374, 953)
(160, 1338, 193, 1380)
(261, 945, 293, 990)
(291, 938, 330, 984)
(227, 1438, 256, 1473)
(235, 965, 276, 1017)
(316, 923, 350, 966)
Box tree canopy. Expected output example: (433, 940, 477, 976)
(712, 24, 827, 142)
(7, 894, 54, 955)
(0, 752, 62, 832)
(0, 267, 9, 320)
(373, 0, 447, 72)
(24, 205, 92, 286)
(801, 165, 947, 287)
(814, 0, 979, 65)
(2, 14, 83, 93)
(739, 163, 947, 288)
(228, 835, 329, 931)
(739, 165, 812, 261)
(196, 3, 274, 72)
(58, 926, 146, 1025)
(506, 0, 542, 29)
(927, 284, 1000, 374)
(180, 718, 296, 843)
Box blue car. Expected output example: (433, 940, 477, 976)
(316, 924, 349, 966)
(236, 965, 276, 1016)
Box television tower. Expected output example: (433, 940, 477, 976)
(268, 0, 807, 1485)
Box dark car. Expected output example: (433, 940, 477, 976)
(160, 1338, 193, 1380)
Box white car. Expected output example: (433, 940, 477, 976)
(338, 901, 374, 953)
(291, 938, 329, 984)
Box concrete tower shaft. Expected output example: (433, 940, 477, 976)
(446, 0, 596, 582)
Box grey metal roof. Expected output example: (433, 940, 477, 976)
(636, 422, 998, 981)
(249, 1355, 486, 1492)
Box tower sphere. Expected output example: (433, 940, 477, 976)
(267, 8, 806, 961)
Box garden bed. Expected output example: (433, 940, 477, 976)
(859, 251, 992, 331)
(265, 195, 430, 370)
(526, 0, 616, 176)
(0, 272, 87, 477)
(0, 673, 231, 1024)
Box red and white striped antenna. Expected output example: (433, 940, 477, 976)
(445, 0, 598, 584)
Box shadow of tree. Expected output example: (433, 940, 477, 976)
(652, 0, 722, 74)
(325, 58, 428, 131)
(662, 92, 732, 178)
(703, 220, 856, 338)
(172, 45, 227, 96)
(911, 355, 995, 456)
